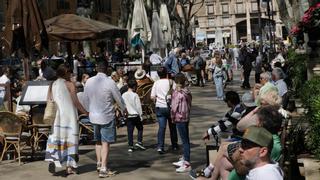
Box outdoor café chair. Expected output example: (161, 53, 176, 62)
(29, 106, 51, 151)
(0, 111, 30, 165)
(79, 114, 94, 139)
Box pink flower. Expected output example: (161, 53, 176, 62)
(290, 26, 301, 35)
(315, 3, 320, 8)
(302, 12, 312, 25)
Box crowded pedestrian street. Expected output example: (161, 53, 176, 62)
(0, 71, 251, 180)
(1, 1, 320, 180)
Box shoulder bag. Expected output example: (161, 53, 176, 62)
(43, 82, 57, 125)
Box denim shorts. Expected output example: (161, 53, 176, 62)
(93, 120, 116, 143)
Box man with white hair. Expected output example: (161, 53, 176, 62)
(165, 47, 181, 78)
(272, 68, 288, 98)
(253, 72, 278, 106)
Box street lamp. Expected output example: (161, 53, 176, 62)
(260, 0, 275, 61)
(257, 0, 263, 56)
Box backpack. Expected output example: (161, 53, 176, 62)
(198, 57, 204, 68)
(165, 79, 174, 109)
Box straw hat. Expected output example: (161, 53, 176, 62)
(135, 69, 146, 80)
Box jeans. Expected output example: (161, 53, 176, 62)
(127, 116, 143, 146)
(156, 107, 178, 150)
(242, 68, 251, 88)
(196, 69, 203, 86)
(214, 76, 224, 99)
(176, 122, 190, 162)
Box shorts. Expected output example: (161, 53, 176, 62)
(93, 120, 116, 143)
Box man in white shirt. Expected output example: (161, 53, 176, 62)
(0, 66, 11, 110)
(239, 126, 283, 180)
(150, 52, 163, 65)
(272, 68, 288, 98)
(83, 61, 126, 178)
(151, 67, 178, 154)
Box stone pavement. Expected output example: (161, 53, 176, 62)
(0, 70, 254, 180)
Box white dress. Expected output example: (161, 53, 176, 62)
(45, 78, 79, 168)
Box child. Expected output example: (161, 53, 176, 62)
(171, 73, 192, 173)
(122, 79, 146, 152)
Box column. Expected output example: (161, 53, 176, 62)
(231, 0, 237, 44)
(232, 26, 237, 44)
(246, 0, 252, 42)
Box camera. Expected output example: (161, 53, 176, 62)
(118, 117, 127, 127)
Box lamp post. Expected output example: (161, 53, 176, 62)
(257, 0, 263, 56)
(260, 0, 275, 61)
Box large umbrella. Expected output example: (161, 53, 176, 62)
(2, 0, 48, 55)
(45, 14, 127, 41)
(160, 4, 172, 45)
(130, 0, 151, 45)
(150, 10, 165, 51)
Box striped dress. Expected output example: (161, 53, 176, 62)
(45, 78, 79, 168)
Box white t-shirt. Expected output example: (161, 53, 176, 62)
(122, 91, 143, 119)
(150, 53, 162, 65)
(73, 59, 79, 75)
(150, 79, 175, 108)
(274, 79, 288, 97)
(246, 163, 283, 180)
(0, 74, 10, 100)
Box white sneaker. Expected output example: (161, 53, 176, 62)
(176, 162, 191, 173)
(172, 157, 184, 167)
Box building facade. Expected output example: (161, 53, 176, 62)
(195, 0, 285, 46)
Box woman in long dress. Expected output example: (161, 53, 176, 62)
(45, 64, 88, 175)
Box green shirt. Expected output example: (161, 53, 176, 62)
(228, 135, 282, 180)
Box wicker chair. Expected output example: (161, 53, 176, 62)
(79, 114, 93, 138)
(0, 111, 27, 165)
(29, 106, 51, 151)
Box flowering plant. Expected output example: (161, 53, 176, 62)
(301, 3, 320, 31)
(290, 3, 320, 36)
(290, 24, 302, 35)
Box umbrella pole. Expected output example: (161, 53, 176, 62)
(23, 57, 30, 80)
(142, 47, 145, 64)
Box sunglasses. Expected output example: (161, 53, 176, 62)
(240, 139, 262, 150)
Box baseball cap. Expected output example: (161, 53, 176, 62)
(242, 126, 273, 147)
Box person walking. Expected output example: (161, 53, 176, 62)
(212, 52, 226, 100)
(193, 51, 205, 87)
(45, 64, 88, 175)
(151, 67, 178, 154)
(239, 46, 254, 89)
(83, 61, 126, 178)
(171, 73, 192, 173)
(122, 79, 146, 152)
(165, 48, 181, 78)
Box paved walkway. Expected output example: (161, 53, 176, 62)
(0, 70, 254, 180)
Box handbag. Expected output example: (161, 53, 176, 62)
(182, 64, 194, 72)
(43, 83, 57, 125)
